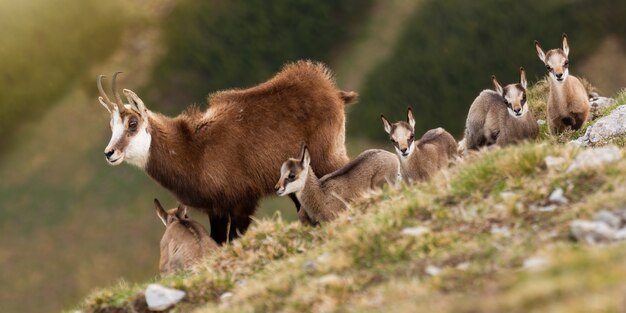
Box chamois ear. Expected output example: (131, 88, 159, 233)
(302, 145, 311, 168)
(562, 33, 569, 57)
(381, 114, 392, 134)
(407, 107, 416, 129)
(491, 75, 504, 96)
(175, 204, 188, 220)
(519, 67, 528, 90)
(154, 198, 168, 227)
(534, 40, 546, 63)
(123, 89, 149, 118)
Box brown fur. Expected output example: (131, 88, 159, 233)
(99, 61, 357, 244)
(464, 71, 538, 150)
(534, 34, 590, 134)
(381, 108, 457, 183)
(275, 146, 400, 225)
(155, 199, 217, 275)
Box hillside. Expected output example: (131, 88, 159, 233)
(75, 88, 626, 312)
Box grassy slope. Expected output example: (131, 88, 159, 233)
(77, 89, 626, 312)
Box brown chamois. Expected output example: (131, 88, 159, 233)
(154, 199, 217, 275)
(96, 61, 358, 244)
(464, 67, 538, 150)
(381, 107, 457, 183)
(534, 34, 590, 134)
(274, 145, 401, 225)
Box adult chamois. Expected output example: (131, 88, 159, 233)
(97, 61, 357, 244)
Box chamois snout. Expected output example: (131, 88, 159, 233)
(104, 150, 115, 159)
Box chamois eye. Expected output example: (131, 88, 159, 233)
(288, 173, 296, 180)
(564, 60, 569, 67)
(409, 134, 414, 140)
(504, 100, 510, 106)
(391, 139, 397, 144)
(128, 119, 138, 129)
(545, 65, 551, 70)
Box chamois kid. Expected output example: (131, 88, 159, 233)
(155, 199, 217, 275)
(381, 107, 457, 183)
(97, 61, 358, 244)
(275, 145, 400, 225)
(464, 67, 538, 150)
(534, 34, 590, 134)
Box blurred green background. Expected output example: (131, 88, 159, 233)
(0, 0, 625, 312)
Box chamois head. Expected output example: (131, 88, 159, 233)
(275, 144, 311, 196)
(491, 67, 529, 119)
(534, 34, 570, 83)
(381, 107, 416, 158)
(97, 73, 152, 168)
(155, 198, 214, 275)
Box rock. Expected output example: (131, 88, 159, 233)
(219, 292, 233, 303)
(548, 188, 568, 205)
(567, 146, 622, 172)
(455, 262, 470, 270)
(570, 220, 616, 244)
(537, 119, 546, 125)
(523, 256, 548, 270)
(145, 284, 185, 311)
(303, 260, 318, 272)
(531, 204, 558, 213)
(401, 226, 430, 237)
(593, 210, 622, 229)
(544, 156, 567, 169)
(425, 265, 441, 276)
(490, 225, 511, 237)
(573, 105, 626, 145)
(589, 94, 615, 117)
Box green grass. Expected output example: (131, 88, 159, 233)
(74, 91, 626, 312)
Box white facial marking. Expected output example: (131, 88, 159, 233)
(391, 125, 415, 158)
(125, 121, 152, 168)
(105, 110, 125, 165)
(277, 164, 308, 196)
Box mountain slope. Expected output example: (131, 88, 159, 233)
(76, 90, 626, 312)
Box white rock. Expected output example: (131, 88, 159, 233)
(523, 256, 548, 270)
(499, 191, 516, 200)
(548, 188, 568, 205)
(593, 210, 622, 229)
(425, 265, 441, 276)
(589, 95, 615, 114)
(456, 262, 470, 270)
(532, 204, 558, 212)
(220, 292, 233, 303)
(614, 228, 626, 240)
(537, 119, 546, 125)
(401, 226, 430, 237)
(570, 220, 616, 244)
(544, 156, 567, 169)
(145, 284, 186, 311)
(567, 146, 622, 172)
(574, 105, 626, 145)
(490, 225, 511, 237)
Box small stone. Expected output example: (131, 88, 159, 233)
(303, 260, 318, 272)
(544, 156, 567, 169)
(534, 204, 558, 212)
(570, 220, 616, 245)
(490, 225, 511, 237)
(567, 146, 622, 172)
(219, 292, 233, 303)
(548, 188, 568, 205)
(537, 119, 546, 125)
(145, 284, 185, 311)
(593, 210, 622, 229)
(499, 191, 516, 200)
(317, 274, 343, 288)
(523, 257, 548, 270)
(425, 265, 441, 276)
(401, 226, 430, 237)
(456, 262, 470, 270)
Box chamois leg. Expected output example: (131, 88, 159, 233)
(227, 202, 257, 241)
(209, 213, 229, 245)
